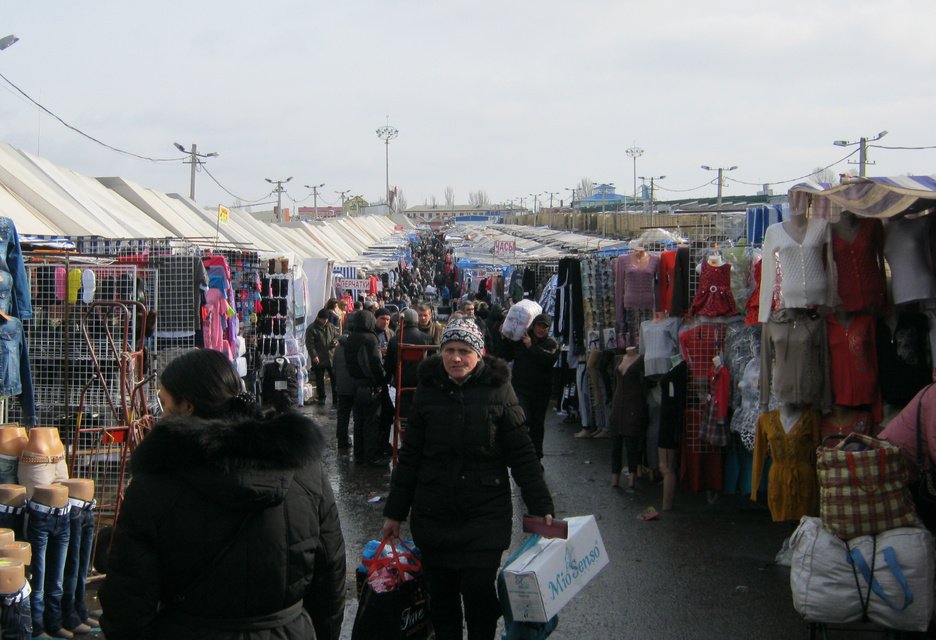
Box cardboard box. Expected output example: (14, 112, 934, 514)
(501, 515, 609, 623)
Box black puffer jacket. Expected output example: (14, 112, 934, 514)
(100, 411, 346, 640)
(344, 310, 384, 385)
(383, 355, 554, 568)
(501, 316, 559, 397)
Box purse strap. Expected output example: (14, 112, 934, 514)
(915, 384, 935, 472)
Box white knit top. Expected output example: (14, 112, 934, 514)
(758, 219, 830, 323)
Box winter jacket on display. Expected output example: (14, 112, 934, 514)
(383, 355, 554, 568)
(261, 358, 299, 412)
(305, 320, 338, 369)
(100, 411, 346, 640)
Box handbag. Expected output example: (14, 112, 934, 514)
(351, 536, 432, 640)
(913, 385, 936, 503)
(817, 432, 920, 540)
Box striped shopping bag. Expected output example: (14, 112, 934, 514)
(817, 433, 920, 540)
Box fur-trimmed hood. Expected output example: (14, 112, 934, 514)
(417, 354, 511, 388)
(130, 411, 325, 508)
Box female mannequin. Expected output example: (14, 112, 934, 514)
(610, 347, 647, 491)
(0, 558, 30, 639)
(616, 248, 660, 312)
(60, 479, 97, 634)
(779, 404, 803, 433)
(27, 483, 71, 639)
(758, 212, 830, 323)
(0, 425, 27, 485)
(0, 484, 26, 540)
(830, 212, 886, 313)
(18, 427, 68, 499)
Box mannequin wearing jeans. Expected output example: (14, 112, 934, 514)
(0, 426, 27, 485)
(17, 429, 68, 500)
(0, 559, 31, 639)
(26, 484, 71, 639)
(0, 486, 26, 540)
(58, 479, 96, 634)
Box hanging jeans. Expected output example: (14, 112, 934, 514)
(25, 503, 70, 636)
(0, 454, 17, 485)
(61, 499, 95, 630)
(0, 503, 25, 540)
(0, 582, 32, 639)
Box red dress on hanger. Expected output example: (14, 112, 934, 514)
(689, 261, 737, 317)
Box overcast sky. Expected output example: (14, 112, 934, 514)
(1, 1, 934, 212)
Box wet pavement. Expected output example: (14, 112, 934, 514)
(80, 400, 914, 639)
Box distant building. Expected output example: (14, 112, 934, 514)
(297, 206, 343, 220)
(405, 204, 512, 223)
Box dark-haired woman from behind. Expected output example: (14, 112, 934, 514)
(100, 348, 346, 640)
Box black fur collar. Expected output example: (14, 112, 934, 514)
(417, 354, 511, 387)
(131, 411, 324, 475)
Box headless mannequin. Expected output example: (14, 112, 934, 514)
(58, 479, 96, 634)
(0, 560, 25, 595)
(58, 479, 93, 504)
(612, 347, 642, 489)
(779, 404, 803, 433)
(783, 211, 809, 245)
(0, 425, 27, 457)
(31, 484, 68, 510)
(22, 428, 65, 458)
(0, 529, 13, 546)
(707, 250, 725, 268)
(0, 485, 25, 509)
(630, 248, 649, 269)
(19, 428, 68, 499)
(832, 211, 861, 243)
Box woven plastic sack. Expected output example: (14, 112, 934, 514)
(501, 300, 542, 341)
(817, 433, 920, 540)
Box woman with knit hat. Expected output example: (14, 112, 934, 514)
(382, 318, 555, 640)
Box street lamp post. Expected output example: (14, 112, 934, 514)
(174, 142, 219, 201)
(700, 165, 738, 209)
(265, 176, 292, 222)
(564, 187, 577, 209)
(544, 191, 559, 209)
(625, 145, 644, 213)
(833, 130, 888, 177)
(336, 189, 350, 215)
(304, 183, 325, 219)
(638, 175, 665, 226)
(376, 123, 399, 212)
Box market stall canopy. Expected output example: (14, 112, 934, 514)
(789, 176, 936, 219)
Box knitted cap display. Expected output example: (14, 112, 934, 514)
(440, 318, 485, 356)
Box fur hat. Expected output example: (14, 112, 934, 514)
(440, 318, 485, 356)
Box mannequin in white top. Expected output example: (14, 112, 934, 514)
(758, 212, 830, 323)
(779, 403, 803, 433)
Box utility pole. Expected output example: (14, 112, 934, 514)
(305, 183, 325, 219)
(834, 130, 888, 177)
(174, 142, 218, 201)
(701, 165, 738, 209)
(544, 191, 559, 209)
(639, 175, 665, 226)
(265, 176, 292, 222)
(625, 145, 644, 213)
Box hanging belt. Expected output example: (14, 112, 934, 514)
(27, 501, 70, 516)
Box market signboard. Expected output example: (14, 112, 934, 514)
(336, 277, 370, 290)
(494, 240, 516, 258)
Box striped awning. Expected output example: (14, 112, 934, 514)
(789, 175, 936, 219)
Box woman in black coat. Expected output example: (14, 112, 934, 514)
(100, 349, 346, 640)
(382, 319, 555, 640)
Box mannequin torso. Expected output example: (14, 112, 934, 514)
(31, 483, 68, 509)
(0, 485, 25, 507)
(0, 542, 31, 566)
(0, 426, 27, 458)
(59, 478, 94, 503)
(779, 404, 803, 432)
(630, 249, 650, 270)
(21, 427, 65, 459)
(0, 529, 12, 546)
(0, 560, 25, 595)
(617, 347, 640, 376)
(832, 212, 861, 243)
(782, 214, 809, 245)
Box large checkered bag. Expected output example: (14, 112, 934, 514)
(817, 433, 920, 540)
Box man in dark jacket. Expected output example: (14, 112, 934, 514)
(501, 313, 559, 460)
(332, 334, 356, 452)
(305, 309, 339, 405)
(382, 319, 554, 640)
(384, 308, 434, 420)
(345, 309, 388, 465)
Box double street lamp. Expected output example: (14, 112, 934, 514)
(625, 145, 644, 211)
(376, 123, 399, 212)
(833, 130, 888, 177)
(304, 183, 325, 219)
(265, 177, 292, 222)
(174, 142, 219, 201)
(638, 175, 665, 225)
(700, 165, 738, 209)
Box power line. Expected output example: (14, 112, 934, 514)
(200, 164, 270, 203)
(0, 70, 182, 162)
(655, 179, 716, 193)
(871, 144, 936, 150)
(725, 148, 861, 187)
